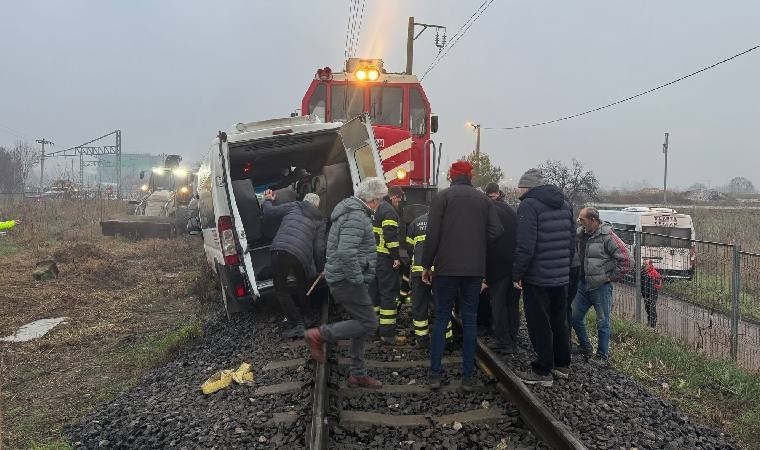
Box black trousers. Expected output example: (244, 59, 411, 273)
(272, 250, 308, 326)
(369, 255, 399, 337)
(410, 276, 452, 341)
(489, 277, 520, 348)
(523, 283, 571, 375)
(567, 266, 580, 337)
(644, 291, 659, 327)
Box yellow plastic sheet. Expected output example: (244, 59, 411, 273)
(200, 362, 254, 395)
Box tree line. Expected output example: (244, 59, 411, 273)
(0, 140, 39, 193)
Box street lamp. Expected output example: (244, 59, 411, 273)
(466, 122, 481, 159)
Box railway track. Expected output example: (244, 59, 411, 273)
(305, 304, 587, 450)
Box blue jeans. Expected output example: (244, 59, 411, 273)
(430, 276, 480, 379)
(571, 280, 613, 358)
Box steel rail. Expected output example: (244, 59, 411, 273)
(307, 299, 329, 450)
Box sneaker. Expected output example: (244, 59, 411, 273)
(517, 369, 554, 387)
(571, 344, 592, 356)
(428, 373, 443, 390)
(304, 328, 325, 363)
(347, 374, 383, 389)
(460, 377, 480, 393)
(281, 323, 305, 339)
(550, 366, 570, 379)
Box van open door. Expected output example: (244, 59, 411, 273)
(339, 113, 384, 185)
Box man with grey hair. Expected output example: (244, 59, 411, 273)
(304, 177, 387, 389)
(572, 206, 630, 364)
(263, 189, 326, 338)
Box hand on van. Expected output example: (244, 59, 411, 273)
(393, 259, 400, 269)
(422, 268, 432, 285)
(264, 189, 276, 201)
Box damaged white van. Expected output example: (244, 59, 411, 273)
(195, 114, 383, 312)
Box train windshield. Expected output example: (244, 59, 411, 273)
(331, 84, 363, 122)
(370, 86, 403, 127)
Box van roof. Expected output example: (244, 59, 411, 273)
(227, 115, 342, 144)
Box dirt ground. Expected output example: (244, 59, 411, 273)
(0, 234, 216, 448)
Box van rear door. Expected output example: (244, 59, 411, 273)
(339, 113, 384, 185)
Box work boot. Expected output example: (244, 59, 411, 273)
(460, 377, 480, 393)
(415, 336, 430, 349)
(551, 366, 570, 379)
(517, 368, 554, 387)
(347, 374, 383, 389)
(304, 328, 325, 363)
(281, 323, 305, 339)
(571, 344, 592, 357)
(590, 355, 610, 368)
(428, 373, 443, 390)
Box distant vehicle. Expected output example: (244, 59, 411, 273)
(194, 113, 383, 312)
(599, 207, 695, 279)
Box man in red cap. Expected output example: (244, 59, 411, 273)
(422, 160, 503, 391)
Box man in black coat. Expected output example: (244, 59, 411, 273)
(422, 161, 503, 391)
(512, 168, 575, 386)
(484, 182, 519, 354)
(263, 190, 326, 338)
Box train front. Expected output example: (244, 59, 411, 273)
(301, 58, 439, 193)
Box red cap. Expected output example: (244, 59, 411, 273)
(449, 160, 473, 180)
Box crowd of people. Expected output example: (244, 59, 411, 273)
(264, 159, 635, 390)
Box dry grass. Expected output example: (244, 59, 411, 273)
(0, 214, 217, 448)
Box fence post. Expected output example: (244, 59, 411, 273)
(730, 244, 741, 362)
(634, 230, 642, 324)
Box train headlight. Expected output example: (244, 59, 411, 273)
(355, 69, 367, 81)
(396, 168, 408, 181)
(367, 68, 380, 81)
(141, 184, 149, 191)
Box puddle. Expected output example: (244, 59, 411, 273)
(0, 317, 68, 342)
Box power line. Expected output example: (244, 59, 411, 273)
(351, 0, 367, 58)
(0, 122, 31, 141)
(484, 44, 760, 131)
(420, 0, 495, 81)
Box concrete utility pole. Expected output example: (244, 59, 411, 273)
(405, 17, 446, 75)
(467, 122, 481, 159)
(35, 138, 54, 193)
(662, 132, 669, 204)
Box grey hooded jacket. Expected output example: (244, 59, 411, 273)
(263, 200, 326, 280)
(578, 222, 631, 290)
(324, 196, 377, 286)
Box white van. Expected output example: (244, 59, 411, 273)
(599, 207, 695, 278)
(196, 114, 383, 311)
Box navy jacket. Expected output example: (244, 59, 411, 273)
(512, 185, 575, 287)
(263, 200, 326, 280)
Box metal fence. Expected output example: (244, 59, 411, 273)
(611, 229, 760, 371)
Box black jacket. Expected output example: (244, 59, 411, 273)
(486, 200, 518, 284)
(263, 200, 326, 280)
(405, 213, 428, 277)
(422, 178, 503, 277)
(512, 185, 575, 287)
(372, 200, 401, 259)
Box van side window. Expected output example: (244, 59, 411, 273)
(354, 144, 379, 180)
(308, 84, 327, 121)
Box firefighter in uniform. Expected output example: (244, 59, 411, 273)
(370, 186, 404, 344)
(406, 212, 453, 347)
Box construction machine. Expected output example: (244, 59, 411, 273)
(100, 154, 194, 238)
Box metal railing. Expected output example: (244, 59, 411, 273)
(611, 229, 760, 371)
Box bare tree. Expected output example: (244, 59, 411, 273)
(0, 147, 17, 193)
(11, 140, 39, 192)
(538, 159, 599, 204)
(726, 176, 755, 194)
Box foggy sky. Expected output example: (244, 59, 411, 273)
(1, 1, 758, 189)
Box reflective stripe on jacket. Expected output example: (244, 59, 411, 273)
(373, 200, 400, 259)
(405, 213, 428, 275)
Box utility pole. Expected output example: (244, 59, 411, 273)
(35, 138, 54, 193)
(467, 122, 481, 159)
(405, 17, 446, 74)
(662, 132, 669, 204)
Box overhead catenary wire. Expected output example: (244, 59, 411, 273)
(420, 0, 495, 81)
(484, 44, 760, 131)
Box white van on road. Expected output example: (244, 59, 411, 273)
(599, 207, 696, 278)
(195, 114, 383, 312)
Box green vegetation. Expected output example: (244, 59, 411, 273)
(29, 439, 73, 450)
(665, 273, 760, 323)
(610, 316, 760, 448)
(122, 319, 203, 367)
